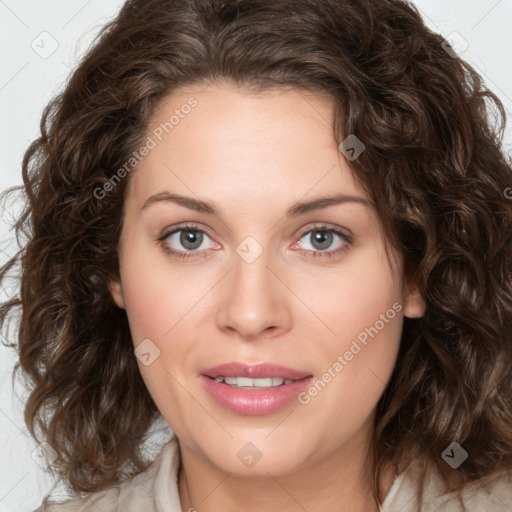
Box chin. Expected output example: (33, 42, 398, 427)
(198, 437, 312, 477)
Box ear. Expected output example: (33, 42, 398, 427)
(109, 278, 126, 309)
(403, 278, 426, 318)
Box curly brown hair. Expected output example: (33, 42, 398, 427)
(1, 0, 512, 508)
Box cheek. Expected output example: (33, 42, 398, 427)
(298, 243, 403, 410)
(118, 252, 203, 427)
(119, 242, 202, 343)
(122, 282, 169, 346)
(301, 242, 402, 345)
(118, 246, 213, 396)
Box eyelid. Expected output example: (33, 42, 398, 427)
(158, 221, 215, 240)
(295, 222, 353, 241)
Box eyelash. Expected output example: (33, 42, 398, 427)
(157, 222, 353, 260)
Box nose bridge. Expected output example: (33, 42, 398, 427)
(216, 235, 290, 338)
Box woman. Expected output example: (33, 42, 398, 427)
(1, 0, 512, 510)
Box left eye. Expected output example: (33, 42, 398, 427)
(298, 229, 348, 252)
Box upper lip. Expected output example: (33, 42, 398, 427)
(201, 362, 312, 380)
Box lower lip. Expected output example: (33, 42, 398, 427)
(200, 375, 314, 415)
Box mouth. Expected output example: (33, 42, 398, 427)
(200, 362, 314, 415)
(201, 361, 312, 382)
(207, 375, 297, 389)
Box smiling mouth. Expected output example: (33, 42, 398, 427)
(200, 371, 314, 415)
(207, 376, 300, 389)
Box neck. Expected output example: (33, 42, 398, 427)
(177, 434, 396, 512)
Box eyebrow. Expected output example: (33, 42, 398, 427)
(141, 191, 372, 217)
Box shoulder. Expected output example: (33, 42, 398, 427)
(34, 436, 181, 512)
(437, 469, 512, 511)
(382, 461, 512, 511)
(34, 486, 120, 512)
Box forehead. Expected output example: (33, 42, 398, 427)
(126, 83, 367, 212)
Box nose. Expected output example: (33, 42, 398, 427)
(215, 245, 292, 341)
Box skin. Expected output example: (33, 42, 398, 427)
(109, 83, 426, 512)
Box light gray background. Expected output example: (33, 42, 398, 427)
(1, 1, 511, 511)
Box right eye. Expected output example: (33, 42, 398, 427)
(158, 223, 221, 259)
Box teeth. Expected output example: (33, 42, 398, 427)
(213, 376, 294, 388)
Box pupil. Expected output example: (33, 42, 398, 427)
(181, 230, 202, 250)
(312, 230, 332, 250)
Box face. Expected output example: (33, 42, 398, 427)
(109, 83, 425, 477)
